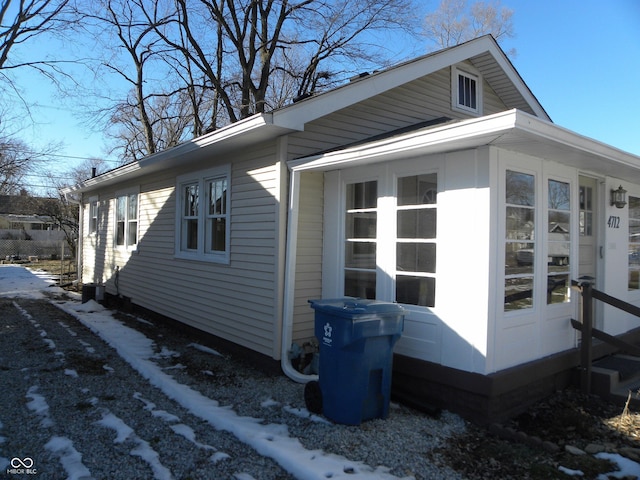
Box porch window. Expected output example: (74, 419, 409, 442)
(344, 180, 377, 299)
(176, 166, 230, 262)
(547, 179, 571, 304)
(629, 196, 640, 290)
(115, 192, 138, 248)
(504, 170, 535, 311)
(396, 173, 437, 307)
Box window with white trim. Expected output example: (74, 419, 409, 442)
(452, 66, 482, 115)
(395, 173, 437, 307)
(342, 172, 438, 307)
(88, 197, 98, 235)
(176, 166, 230, 262)
(115, 192, 138, 248)
(504, 170, 535, 311)
(547, 179, 571, 304)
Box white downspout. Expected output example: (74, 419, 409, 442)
(281, 168, 318, 383)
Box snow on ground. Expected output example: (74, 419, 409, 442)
(3, 264, 640, 480)
(57, 298, 405, 479)
(1, 265, 407, 479)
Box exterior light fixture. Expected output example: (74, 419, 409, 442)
(611, 185, 627, 209)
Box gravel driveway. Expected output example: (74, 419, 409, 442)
(0, 273, 467, 480)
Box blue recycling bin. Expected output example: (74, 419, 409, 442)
(306, 298, 405, 425)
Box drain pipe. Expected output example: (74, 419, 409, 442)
(281, 168, 318, 384)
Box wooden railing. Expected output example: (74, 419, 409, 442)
(571, 279, 640, 394)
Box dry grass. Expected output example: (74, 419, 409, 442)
(26, 258, 79, 289)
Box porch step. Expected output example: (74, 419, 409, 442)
(592, 354, 640, 405)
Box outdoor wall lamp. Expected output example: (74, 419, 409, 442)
(611, 185, 627, 209)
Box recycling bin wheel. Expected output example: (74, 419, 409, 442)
(304, 380, 322, 414)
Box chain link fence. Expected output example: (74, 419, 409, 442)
(0, 239, 73, 261)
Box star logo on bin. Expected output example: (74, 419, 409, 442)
(323, 322, 332, 338)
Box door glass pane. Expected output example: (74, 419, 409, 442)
(345, 242, 376, 269)
(345, 270, 376, 299)
(548, 180, 570, 210)
(548, 274, 569, 304)
(398, 173, 437, 205)
(506, 207, 534, 239)
(397, 210, 436, 238)
(396, 276, 435, 307)
(505, 277, 534, 311)
(579, 186, 593, 236)
(505, 242, 534, 275)
(397, 243, 436, 273)
(346, 212, 376, 239)
(506, 171, 534, 206)
(346, 181, 377, 209)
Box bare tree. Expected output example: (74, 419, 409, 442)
(423, 0, 515, 52)
(164, 0, 417, 121)
(0, 137, 33, 194)
(0, 0, 74, 95)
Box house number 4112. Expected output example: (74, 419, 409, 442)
(608, 216, 621, 228)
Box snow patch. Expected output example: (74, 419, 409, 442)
(44, 436, 92, 480)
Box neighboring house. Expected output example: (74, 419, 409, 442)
(64, 36, 640, 423)
(0, 195, 67, 260)
(0, 195, 62, 234)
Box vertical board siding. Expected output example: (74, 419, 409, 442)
(85, 142, 281, 358)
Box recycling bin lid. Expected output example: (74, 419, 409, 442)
(308, 298, 405, 319)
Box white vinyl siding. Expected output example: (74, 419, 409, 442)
(83, 143, 281, 358)
(292, 171, 324, 343)
(287, 65, 505, 160)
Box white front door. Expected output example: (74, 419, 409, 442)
(578, 176, 599, 283)
(578, 175, 602, 328)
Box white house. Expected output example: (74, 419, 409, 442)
(65, 36, 640, 422)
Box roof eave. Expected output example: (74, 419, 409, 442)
(64, 113, 296, 195)
(289, 109, 640, 183)
(274, 35, 549, 129)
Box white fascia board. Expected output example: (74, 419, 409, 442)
(289, 109, 640, 177)
(482, 46, 550, 122)
(273, 36, 509, 130)
(288, 109, 520, 171)
(66, 113, 278, 194)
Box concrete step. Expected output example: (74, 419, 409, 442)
(591, 354, 640, 404)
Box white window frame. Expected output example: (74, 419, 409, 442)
(114, 188, 139, 250)
(175, 165, 231, 264)
(452, 65, 482, 116)
(88, 196, 98, 236)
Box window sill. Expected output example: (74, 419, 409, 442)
(174, 251, 229, 265)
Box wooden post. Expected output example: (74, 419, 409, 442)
(580, 281, 593, 394)
(60, 241, 64, 286)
